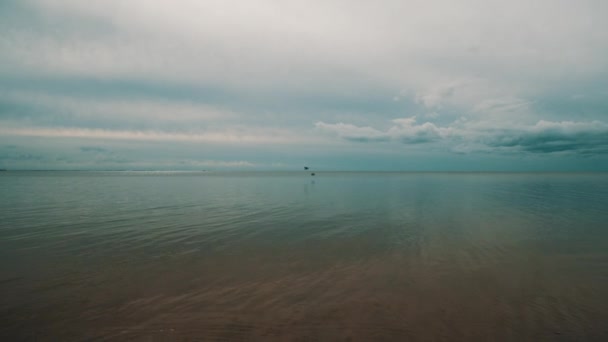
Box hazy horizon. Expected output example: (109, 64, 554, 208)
(3, 169, 608, 173)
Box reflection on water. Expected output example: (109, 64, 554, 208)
(1, 172, 608, 341)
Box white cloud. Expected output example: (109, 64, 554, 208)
(388, 117, 450, 143)
(0, 125, 323, 146)
(315, 122, 387, 142)
(317, 116, 450, 144)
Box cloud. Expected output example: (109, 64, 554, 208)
(0, 90, 237, 131)
(0, 152, 44, 161)
(481, 120, 608, 154)
(1, 0, 608, 170)
(3, 0, 606, 94)
(316, 116, 449, 144)
(1, 0, 386, 89)
(317, 117, 608, 155)
(5, 91, 233, 120)
(415, 82, 459, 110)
(0, 140, 266, 170)
(0, 125, 323, 146)
(472, 97, 533, 118)
(388, 117, 449, 144)
(314, 122, 388, 142)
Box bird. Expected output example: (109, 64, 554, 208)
(304, 166, 309, 170)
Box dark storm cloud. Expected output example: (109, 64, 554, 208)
(484, 121, 608, 154)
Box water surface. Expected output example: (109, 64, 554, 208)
(1, 171, 607, 340)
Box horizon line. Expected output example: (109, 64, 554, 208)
(2, 169, 607, 173)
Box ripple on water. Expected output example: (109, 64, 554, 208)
(1, 172, 607, 340)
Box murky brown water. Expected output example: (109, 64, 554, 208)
(1, 172, 607, 341)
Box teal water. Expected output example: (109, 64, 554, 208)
(1, 171, 607, 341)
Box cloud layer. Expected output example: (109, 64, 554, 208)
(316, 117, 449, 144)
(1, 0, 607, 170)
(318, 117, 608, 155)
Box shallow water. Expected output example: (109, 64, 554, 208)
(1, 171, 607, 341)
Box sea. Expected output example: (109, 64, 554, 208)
(1, 171, 607, 341)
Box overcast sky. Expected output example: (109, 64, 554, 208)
(1, 0, 607, 171)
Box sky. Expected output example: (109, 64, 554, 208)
(1, 0, 607, 171)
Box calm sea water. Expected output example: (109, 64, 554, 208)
(1, 171, 607, 341)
